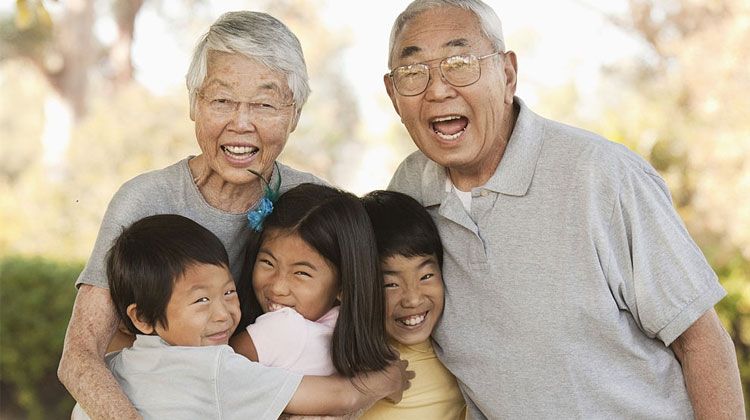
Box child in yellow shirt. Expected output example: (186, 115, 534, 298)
(361, 191, 466, 420)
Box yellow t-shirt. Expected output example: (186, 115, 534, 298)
(361, 340, 466, 420)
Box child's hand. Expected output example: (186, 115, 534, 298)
(383, 357, 414, 404)
(351, 353, 414, 405)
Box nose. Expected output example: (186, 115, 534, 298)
(400, 286, 424, 308)
(269, 274, 291, 296)
(423, 66, 457, 102)
(212, 299, 231, 323)
(228, 104, 259, 132)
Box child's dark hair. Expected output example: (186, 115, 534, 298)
(240, 183, 395, 377)
(361, 190, 443, 266)
(107, 214, 230, 335)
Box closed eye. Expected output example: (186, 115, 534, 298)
(294, 271, 311, 278)
(258, 258, 274, 267)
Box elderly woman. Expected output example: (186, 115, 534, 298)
(58, 12, 406, 419)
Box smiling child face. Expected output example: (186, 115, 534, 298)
(252, 229, 340, 321)
(382, 253, 445, 346)
(153, 263, 240, 347)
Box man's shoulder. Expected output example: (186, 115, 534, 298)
(388, 150, 434, 200)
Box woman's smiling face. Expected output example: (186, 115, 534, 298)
(192, 51, 299, 187)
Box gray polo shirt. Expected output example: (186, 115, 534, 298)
(389, 98, 726, 419)
(76, 157, 323, 288)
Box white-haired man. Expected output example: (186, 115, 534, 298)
(385, 0, 744, 418)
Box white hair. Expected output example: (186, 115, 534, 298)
(186, 11, 310, 114)
(388, 0, 506, 68)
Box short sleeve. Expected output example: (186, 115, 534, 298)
(247, 308, 309, 369)
(604, 165, 726, 345)
(75, 179, 156, 289)
(217, 347, 302, 419)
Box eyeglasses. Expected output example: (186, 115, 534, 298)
(387, 52, 502, 96)
(198, 93, 295, 119)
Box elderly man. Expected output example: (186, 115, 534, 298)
(385, 0, 744, 418)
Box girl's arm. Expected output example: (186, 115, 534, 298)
(285, 359, 413, 416)
(229, 330, 259, 362)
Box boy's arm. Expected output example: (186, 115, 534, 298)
(58, 284, 142, 419)
(229, 330, 259, 362)
(285, 359, 413, 416)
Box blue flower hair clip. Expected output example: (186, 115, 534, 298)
(246, 162, 281, 232)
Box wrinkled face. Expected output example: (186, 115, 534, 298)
(385, 7, 517, 182)
(382, 254, 444, 346)
(252, 230, 340, 321)
(155, 263, 240, 347)
(193, 51, 299, 185)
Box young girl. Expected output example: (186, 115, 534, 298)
(231, 183, 396, 381)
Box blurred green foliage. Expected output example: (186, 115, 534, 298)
(0, 256, 81, 419)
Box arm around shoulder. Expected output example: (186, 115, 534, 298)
(670, 309, 745, 419)
(58, 284, 141, 419)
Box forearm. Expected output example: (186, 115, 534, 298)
(671, 310, 745, 419)
(285, 376, 362, 416)
(285, 359, 411, 416)
(58, 285, 141, 420)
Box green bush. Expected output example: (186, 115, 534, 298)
(0, 255, 81, 419)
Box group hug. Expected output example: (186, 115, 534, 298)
(58, 1, 744, 419)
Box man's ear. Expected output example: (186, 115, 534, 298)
(502, 51, 518, 105)
(126, 303, 155, 335)
(383, 74, 401, 117)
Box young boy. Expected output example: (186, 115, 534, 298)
(72, 214, 410, 419)
(360, 191, 466, 419)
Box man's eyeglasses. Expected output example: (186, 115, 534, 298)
(387, 52, 502, 97)
(198, 93, 295, 119)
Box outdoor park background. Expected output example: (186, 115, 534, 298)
(1, 0, 748, 417)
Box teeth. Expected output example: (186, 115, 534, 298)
(398, 313, 426, 326)
(222, 145, 257, 155)
(432, 115, 461, 122)
(267, 302, 290, 312)
(435, 129, 464, 140)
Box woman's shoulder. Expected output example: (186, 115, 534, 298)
(277, 162, 329, 192)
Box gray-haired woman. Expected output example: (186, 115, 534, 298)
(59, 11, 409, 419)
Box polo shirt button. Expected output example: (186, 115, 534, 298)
(480, 190, 489, 197)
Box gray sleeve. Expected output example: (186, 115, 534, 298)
(216, 349, 302, 419)
(604, 166, 726, 345)
(75, 178, 158, 289)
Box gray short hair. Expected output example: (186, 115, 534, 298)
(186, 11, 310, 114)
(388, 0, 505, 69)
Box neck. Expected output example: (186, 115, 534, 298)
(188, 156, 264, 213)
(449, 103, 519, 191)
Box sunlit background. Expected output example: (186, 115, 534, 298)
(1, 0, 748, 418)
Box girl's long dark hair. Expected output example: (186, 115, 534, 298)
(238, 183, 395, 376)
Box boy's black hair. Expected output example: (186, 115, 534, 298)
(107, 214, 230, 335)
(238, 183, 395, 377)
(361, 190, 443, 266)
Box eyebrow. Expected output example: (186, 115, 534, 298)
(382, 256, 437, 275)
(258, 249, 318, 271)
(398, 38, 471, 61)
